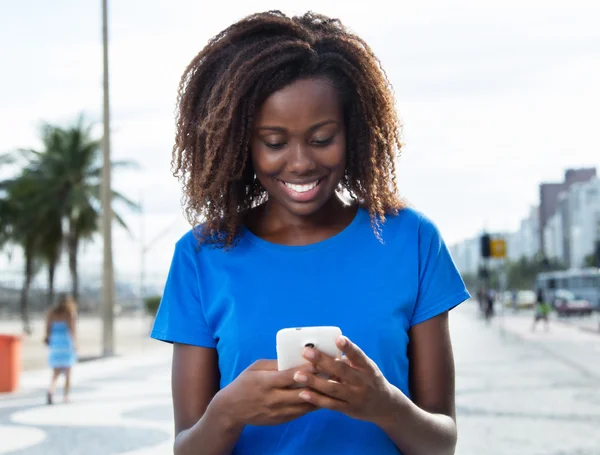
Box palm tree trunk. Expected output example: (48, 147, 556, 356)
(20, 252, 33, 335)
(68, 222, 79, 301)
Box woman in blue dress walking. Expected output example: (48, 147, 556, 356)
(44, 293, 78, 404)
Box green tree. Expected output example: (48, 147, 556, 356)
(506, 255, 566, 290)
(1, 116, 139, 331)
(584, 253, 596, 268)
(0, 171, 49, 333)
(18, 117, 139, 301)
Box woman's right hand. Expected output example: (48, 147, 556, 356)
(212, 360, 316, 427)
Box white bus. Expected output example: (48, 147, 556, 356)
(536, 268, 600, 309)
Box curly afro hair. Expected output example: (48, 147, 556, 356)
(172, 10, 404, 247)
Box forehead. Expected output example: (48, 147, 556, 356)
(255, 77, 342, 128)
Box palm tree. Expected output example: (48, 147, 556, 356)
(0, 171, 48, 333)
(39, 212, 63, 306)
(1, 117, 139, 331)
(21, 117, 139, 301)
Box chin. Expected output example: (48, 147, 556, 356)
(285, 201, 328, 217)
(271, 191, 335, 217)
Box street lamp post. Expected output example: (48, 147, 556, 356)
(101, 0, 115, 357)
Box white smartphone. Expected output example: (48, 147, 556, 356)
(276, 326, 343, 372)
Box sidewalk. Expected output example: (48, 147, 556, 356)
(0, 343, 173, 455)
(452, 303, 600, 454)
(0, 313, 157, 371)
(467, 302, 600, 380)
(2, 303, 600, 454)
(556, 312, 600, 334)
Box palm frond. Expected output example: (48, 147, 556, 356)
(0, 153, 15, 165)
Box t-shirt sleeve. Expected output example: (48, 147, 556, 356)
(410, 216, 470, 327)
(150, 234, 216, 348)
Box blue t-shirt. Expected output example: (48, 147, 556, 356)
(151, 206, 469, 454)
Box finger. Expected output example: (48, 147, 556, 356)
(248, 359, 279, 371)
(303, 347, 360, 385)
(298, 389, 346, 412)
(275, 386, 319, 405)
(329, 356, 351, 382)
(269, 363, 317, 389)
(293, 371, 351, 402)
(336, 336, 372, 370)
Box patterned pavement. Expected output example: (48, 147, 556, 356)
(1, 303, 600, 454)
(0, 346, 173, 455)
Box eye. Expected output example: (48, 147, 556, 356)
(264, 142, 286, 150)
(312, 137, 334, 147)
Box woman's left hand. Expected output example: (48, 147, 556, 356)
(293, 335, 398, 425)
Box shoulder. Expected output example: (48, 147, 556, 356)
(175, 227, 202, 249)
(172, 225, 214, 257)
(377, 206, 441, 241)
(171, 225, 246, 265)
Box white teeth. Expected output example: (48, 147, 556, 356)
(284, 180, 319, 193)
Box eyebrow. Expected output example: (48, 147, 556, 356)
(256, 120, 338, 133)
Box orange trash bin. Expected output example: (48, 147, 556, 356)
(0, 334, 21, 393)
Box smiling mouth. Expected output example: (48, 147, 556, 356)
(278, 178, 324, 202)
(282, 180, 320, 193)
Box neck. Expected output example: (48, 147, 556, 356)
(262, 195, 349, 231)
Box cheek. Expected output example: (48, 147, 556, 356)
(323, 141, 347, 171)
(251, 146, 282, 177)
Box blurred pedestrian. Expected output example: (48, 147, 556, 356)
(484, 288, 495, 322)
(150, 10, 469, 454)
(531, 289, 550, 332)
(44, 293, 78, 404)
(511, 289, 518, 312)
(477, 287, 486, 313)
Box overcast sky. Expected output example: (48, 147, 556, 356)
(1, 0, 599, 290)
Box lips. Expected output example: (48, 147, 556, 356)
(278, 178, 323, 202)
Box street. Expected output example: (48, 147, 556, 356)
(1, 301, 600, 454)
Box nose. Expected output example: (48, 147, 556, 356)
(287, 142, 316, 175)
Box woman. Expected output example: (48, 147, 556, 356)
(45, 293, 77, 404)
(152, 11, 469, 455)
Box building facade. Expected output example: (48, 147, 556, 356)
(539, 168, 596, 255)
(452, 172, 599, 273)
(450, 236, 480, 277)
(567, 178, 600, 268)
(543, 210, 564, 263)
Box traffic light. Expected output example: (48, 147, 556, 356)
(481, 233, 491, 258)
(595, 240, 600, 268)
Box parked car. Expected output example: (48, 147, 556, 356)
(552, 289, 593, 316)
(517, 290, 537, 309)
(503, 290, 536, 309)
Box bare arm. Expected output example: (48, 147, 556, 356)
(376, 312, 457, 455)
(172, 343, 243, 455)
(67, 314, 77, 348)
